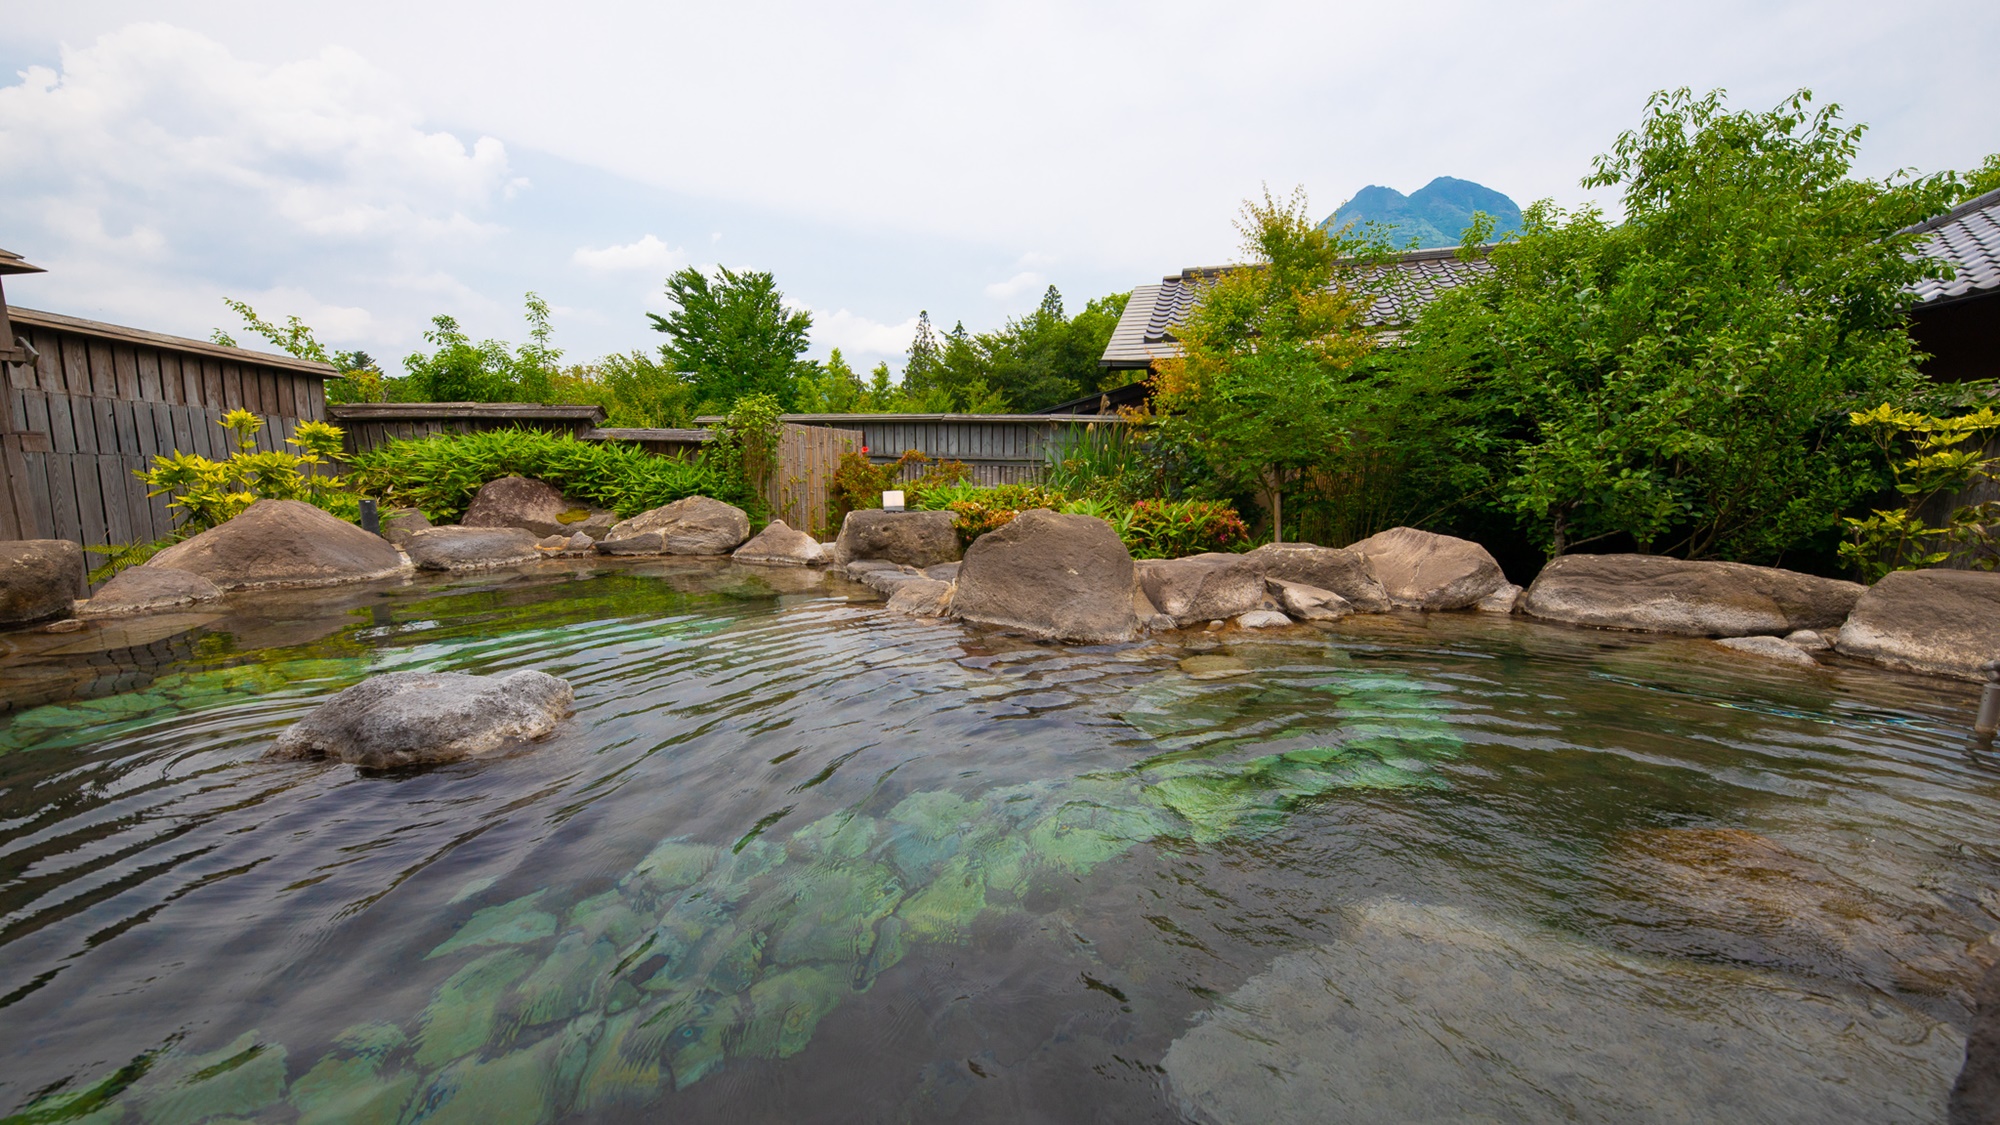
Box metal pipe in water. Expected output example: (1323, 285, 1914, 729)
(1977, 660, 2000, 746)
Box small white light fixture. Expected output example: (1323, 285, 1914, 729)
(882, 490, 906, 512)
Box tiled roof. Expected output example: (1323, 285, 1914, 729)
(1908, 186, 2000, 306)
(1100, 246, 1491, 368)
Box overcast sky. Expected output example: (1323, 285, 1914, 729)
(1, 1, 1995, 374)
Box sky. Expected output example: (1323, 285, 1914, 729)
(0, 1, 1995, 375)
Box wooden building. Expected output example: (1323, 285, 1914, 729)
(0, 263, 339, 551)
(712, 413, 1134, 487)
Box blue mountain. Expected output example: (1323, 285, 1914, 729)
(1322, 176, 1522, 249)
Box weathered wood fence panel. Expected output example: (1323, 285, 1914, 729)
(706, 414, 1135, 488)
(769, 423, 861, 538)
(0, 308, 336, 577)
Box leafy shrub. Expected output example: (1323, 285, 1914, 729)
(138, 412, 354, 532)
(1840, 399, 2000, 579)
(910, 481, 1248, 558)
(828, 450, 972, 528)
(1042, 421, 1152, 500)
(347, 427, 737, 523)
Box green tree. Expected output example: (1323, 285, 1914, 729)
(796, 348, 868, 413)
(900, 311, 944, 400)
(1396, 88, 1962, 561)
(650, 267, 813, 413)
(1154, 187, 1383, 542)
(978, 286, 1133, 410)
(213, 299, 386, 404)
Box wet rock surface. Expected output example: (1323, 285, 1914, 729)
(1837, 569, 2000, 680)
(78, 565, 222, 618)
(1244, 542, 1391, 612)
(0, 539, 83, 626)
(1714, 634, 1820, 666)
(595, 532, 665, 556)
(1347, 527, 1507, 610)
(1136, 553, 1265, 627)
(149, 499, 408, 589)
(271, 670, 574, 768)
(404, 526, 542, 570)
(462, 476, 615, 539)
(1524, 553, 1864, 637)
(380, 506, 432, 546)
(1597, 828, 1994, 1019)
(833, 509, 961, 569)
(1266, 577, 1352, 621)
(885, 577, 954, 617)
(732, 520, 825, 567)
(1163, 899, 1963, 1125)
(607, 496, 751, 555)
(950, 510, 1138, 644)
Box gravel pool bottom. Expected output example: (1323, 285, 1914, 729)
(0, 559, 1994, 1123)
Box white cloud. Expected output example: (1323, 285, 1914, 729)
(0, 22, 514, 353)
(571, 234, 685, 273)
(983, 271, 1047, 302)
(807, 308, 918, 361)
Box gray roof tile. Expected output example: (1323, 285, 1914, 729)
(1100, 246, 1491, 368)
(1908, 187, 2000, 305)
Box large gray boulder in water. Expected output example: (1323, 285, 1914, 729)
(1244, 542, 1392, 613)
(1524, 553, 1864, 637)
(951, 509, 1138, 644)
(462, 475, 614, 539)
(0, 539, 83, 626)
(1836, 569, 2000, 680)
(1347, 527, 1507, 610)
(271, 669, 574, 768)
(403, 526, 542, 570)
(732, 519, 825, 566)
(79, 564, 221, 617)
(1136, 553, 1266, 627)
(833, 509, 961, 568)
(606, 495, 750, 555)
(148, 499, 407, 589)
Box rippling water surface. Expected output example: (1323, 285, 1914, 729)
(1, 559, 1995, 1123)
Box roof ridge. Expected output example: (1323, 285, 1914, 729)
(1901, 185, 2000, 238)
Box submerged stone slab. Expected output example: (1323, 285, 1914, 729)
(884, 578, 953, 617)
(1162, 899, 1962, 1125)
(271, 670, 574, 768)
(149, 499, 408, 590)
(1714, 634, 1820, 666)
(1836, 569, 2000, 681)
(0, 539, 83, 626)
(1524, 553, 1863, 637)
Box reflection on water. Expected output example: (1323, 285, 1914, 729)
(0, 559, 1994, 1123)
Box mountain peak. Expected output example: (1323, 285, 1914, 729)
(1322, 178, 1523, 249)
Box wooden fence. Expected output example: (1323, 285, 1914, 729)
(0, 307, 337, 566)
(769, 423, 861, 538)
(703, 413, 1137, 487)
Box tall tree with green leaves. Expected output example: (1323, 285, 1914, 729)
(1154, 187, 1383, 542)
(649, 267, 813, 412)
(1396, 88, 1962, 561)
